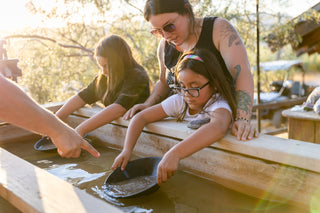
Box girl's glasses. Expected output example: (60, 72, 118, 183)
(150, 16, 179, 37)
(174, 82, 210, 98)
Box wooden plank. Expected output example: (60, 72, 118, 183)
(288, 118, 315, 143)
(0, 147, 122, 213)
(316, 122, 320, 144)
(68, 115, 320, 209)
(0, 196, 20, 213)
(282, 108, 320, 121)
(0, 124, 36, 144)
(298, 27, 320, 48)
(294, 21, 320, 37)
(73, 106, 320, 174)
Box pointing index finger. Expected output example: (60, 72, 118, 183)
(81, 139, 100, 157)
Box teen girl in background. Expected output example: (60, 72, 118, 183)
(55, 35, 150, 137)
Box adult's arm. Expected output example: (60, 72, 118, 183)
(123, 39, 169, 119)
(212, 18, 258, 141)
(0, 74, 100, 158)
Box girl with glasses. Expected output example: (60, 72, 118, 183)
(53, 35, 150, 138)
(124, 0, 258, 141)
(112, 49, 236, 184)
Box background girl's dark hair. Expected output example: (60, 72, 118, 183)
(144, 0, 195, 35)
(175, 48, 237, 121)
(94, 35, 141, 105)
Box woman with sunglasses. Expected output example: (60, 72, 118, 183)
(112, 49, 236, 184)
(53, 35, 150, 138)
(124, 0, 258, 141)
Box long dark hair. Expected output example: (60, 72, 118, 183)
(175, 49, 237, 121)
(94, 35, 140, 105)
(144, 0, 196, 36)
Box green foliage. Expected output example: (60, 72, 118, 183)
(6, 25, 103, 103)
(107, 13, 159, 83)
(6, 0, 162, 104)
(263, 9, 320, 52)
(4, 0, 319, 104)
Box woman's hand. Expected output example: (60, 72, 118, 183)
(111, 150, 132, 171)
(157, 152, 180, 185)
(123, 103, 148, 120)
(231, 119, 259, 141)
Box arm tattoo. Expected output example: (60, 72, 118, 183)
(222, 24, 241, 47)
(236, 90, 252, 119)
(233, 65, 241, 85)
(228, 34, 237, 47)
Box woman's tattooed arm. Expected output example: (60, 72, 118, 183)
(236, 90, 252, 121)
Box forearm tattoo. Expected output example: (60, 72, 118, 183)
(236, 90, 252, 120)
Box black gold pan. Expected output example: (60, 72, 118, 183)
(34, 137, 57, 151)
(34, 134, 92, 151)
(104, 157, 162, 198)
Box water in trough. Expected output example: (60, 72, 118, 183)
(1, 138, 309, 213)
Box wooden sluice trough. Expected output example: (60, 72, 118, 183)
(1, 102, 320, 212)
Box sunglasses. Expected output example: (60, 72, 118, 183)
(150, 16, 179, 37)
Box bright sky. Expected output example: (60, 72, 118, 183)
(0, 0, 35, 32)
(0, 0, 319, 34)
(276, 0, 319, 17)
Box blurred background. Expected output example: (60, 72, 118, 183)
(0, 0, 319, 105)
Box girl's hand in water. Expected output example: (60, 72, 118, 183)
(111, 150, 132, 171)
(157, 152, 180, 185)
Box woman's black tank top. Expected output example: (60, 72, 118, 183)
(164, 17, 233, 88)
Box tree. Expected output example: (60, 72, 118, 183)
(4, 0, 311, 103)
(5, 0, 159, 103)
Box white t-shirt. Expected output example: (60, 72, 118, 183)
(161, 94, 232, 121)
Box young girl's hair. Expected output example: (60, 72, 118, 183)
(94, 35, 141, 105)
(144, 0, 196, 36)
(175, 49, 237, 121)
